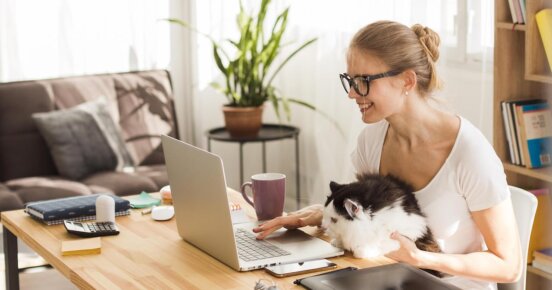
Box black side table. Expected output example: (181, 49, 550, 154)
(206, 124, 301, 208)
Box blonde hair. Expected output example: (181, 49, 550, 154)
(350, 21, 442, 96)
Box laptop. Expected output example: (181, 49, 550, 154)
(161, 135, 344, 271)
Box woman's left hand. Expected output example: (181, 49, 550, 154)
(384, 231, 422, 266)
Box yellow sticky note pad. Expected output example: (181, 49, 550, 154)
(61, 237, 101, 256)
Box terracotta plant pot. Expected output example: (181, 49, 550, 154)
(222, 105, 264, 137)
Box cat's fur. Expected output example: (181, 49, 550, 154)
(322, 173, 441, 265)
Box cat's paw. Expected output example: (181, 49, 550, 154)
(330, 238, 343, 248)
(352, 246, 381, 258)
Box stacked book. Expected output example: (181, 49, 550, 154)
(507, 0, 526, 24)
(508, 0, 527, 24)
(533, 248, 552, 274)
(25, 194, 131, 225)
(536, 9, 552, 71)
(500, 99, 552, 168)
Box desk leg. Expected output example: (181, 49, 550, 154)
(239, 143, 244, 186)
(295, 135, 300, 209)
(262, 142, 267, 173)
(3, 226, 19, 290)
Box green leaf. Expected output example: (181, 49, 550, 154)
(268, 87, 281, 120)
(212, 45, 227, 77)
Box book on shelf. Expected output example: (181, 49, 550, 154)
(516, 102, 552, 168)
(501, 101, 518, 164)
(507, 0, 526, 24)
(533, 248, 552, 274)
(534, 248, 552, 263)
(501, 99, 548, 167)
(533, 252, 552, 268)
(536, 9, 552, 71)
(513, 0, 524, 23)
(533, 259, 552, 274)
(511, 100, 548, 166)
(25, 194, 131, 225)
(529, 189, 552, 263)
(507, 0, 519, 23)
(519, 0, 527, 24)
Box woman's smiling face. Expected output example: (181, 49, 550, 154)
(346, 48, 405, 124)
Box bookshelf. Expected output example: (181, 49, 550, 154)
(494, 0, 552, 288)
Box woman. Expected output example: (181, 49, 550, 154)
(253, 21, 521, 289)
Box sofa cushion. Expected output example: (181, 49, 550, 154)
(5, 177, 92, 204)
(134, 165, 169, 188)
(82, 171, 158, 196)
(0, 81, 58, 181)
(0, 183, 24, 212)
(32, 99, 133, 180)
(113, 70, 177, 165)
(49, 75, 120, 123)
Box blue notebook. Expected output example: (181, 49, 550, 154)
(25, 194, 131, 225)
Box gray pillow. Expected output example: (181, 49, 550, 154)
(32, 99, 133, 180)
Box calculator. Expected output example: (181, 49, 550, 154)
(63, 220, 120, 237)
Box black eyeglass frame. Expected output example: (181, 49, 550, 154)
(339, 70, 402, 96)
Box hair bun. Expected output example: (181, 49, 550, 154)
(411, 24, 440, 62)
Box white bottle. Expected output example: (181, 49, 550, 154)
(96, 194, 115, 223)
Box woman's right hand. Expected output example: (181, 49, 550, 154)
(252, 204, 324, 239)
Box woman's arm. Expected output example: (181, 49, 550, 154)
(386, 198, 522, 283)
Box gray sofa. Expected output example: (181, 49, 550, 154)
(0, 70, 178, 212)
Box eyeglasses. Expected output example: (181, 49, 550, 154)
(339, 70, 402, 96)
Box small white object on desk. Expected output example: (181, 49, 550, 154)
(96, 195, 115, 223)
(151, 206, 175, 221)
(160, 185, 172, 204)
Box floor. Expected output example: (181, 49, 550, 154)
(0, 228, 76, 290)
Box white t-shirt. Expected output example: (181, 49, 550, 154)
(351, 116, 510, 290)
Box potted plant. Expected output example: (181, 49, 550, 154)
(167, 0, 318, 137)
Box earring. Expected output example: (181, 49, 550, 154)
(405, 91, 409, 96)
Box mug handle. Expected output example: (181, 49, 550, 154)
(240, 182, 255, 207)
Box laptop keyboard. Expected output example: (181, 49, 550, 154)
(234, 228, 290, 261)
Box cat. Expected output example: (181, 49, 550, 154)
(322, 173, 441, 267)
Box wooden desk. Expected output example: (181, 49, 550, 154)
(2, 189, 393, 290)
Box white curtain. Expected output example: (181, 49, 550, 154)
(191, 0, 495, 207)
(0, 0, 170, 82)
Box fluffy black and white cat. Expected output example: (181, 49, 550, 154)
(322, 173, 441, 259)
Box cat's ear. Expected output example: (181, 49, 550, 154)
(329, 181, 344, 193)
(344, 198, 365, 220)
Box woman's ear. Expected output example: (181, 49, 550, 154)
(402, 69, 417, 93)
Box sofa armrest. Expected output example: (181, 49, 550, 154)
(0, 183, 24, 213)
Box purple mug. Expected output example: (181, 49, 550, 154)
(240, 173, 286, 221)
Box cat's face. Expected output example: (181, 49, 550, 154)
(321, 181, 373, 232)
